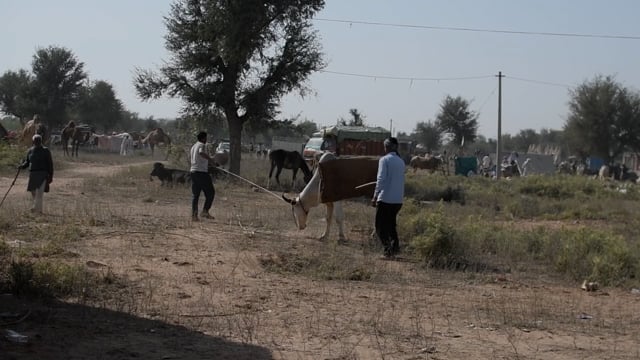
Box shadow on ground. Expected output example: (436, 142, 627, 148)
(1, 294, 272, 360)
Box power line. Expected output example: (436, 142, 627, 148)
(319, 69, 493, 82)
(508, 76, 573, 88)
(477, 85, 498, 113)
(319, 69, 574, 90)
(315, 18, 640, 41)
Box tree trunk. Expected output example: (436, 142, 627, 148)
(226, 112, 244, 175)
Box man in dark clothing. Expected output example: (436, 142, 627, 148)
(18, 134, 54, 214)
(372, 137, 405, 259)
(189, 131, 215, 221)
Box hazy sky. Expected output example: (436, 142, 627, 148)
(2, 0, 639, 137)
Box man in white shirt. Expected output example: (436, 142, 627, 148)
(190, 131, 215, 221)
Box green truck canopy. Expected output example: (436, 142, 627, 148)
(320, 125, 390, 142)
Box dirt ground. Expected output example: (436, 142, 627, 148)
(2, 155, 640, 360)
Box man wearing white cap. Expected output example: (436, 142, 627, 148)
(18, 134, 54, 214)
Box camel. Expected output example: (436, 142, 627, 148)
(61, 121, 89, 157)
(142, 128, 171, 159)
(20, 115, 48, 146)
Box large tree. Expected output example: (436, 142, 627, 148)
(0, 69, 39, 123)
(31, 46, 87, 128)
(436, 95, 479, 147)
(73, 80, 123, 132)
(296, 118, 318, 137)
(134, 0, 326, 174)
(412, 120, 442, 152)
(511, 128, 540, 153)
(564, 75, 640, 162)
(338, 108, 366, 126)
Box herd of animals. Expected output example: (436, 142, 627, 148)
(8, 116, 640, 189)
(8, 116, 640, 242)
(15, 118, 172, 158)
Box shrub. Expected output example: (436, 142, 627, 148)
(405, 203, 465, 268)
(0, 142, 23, 173)
(8, 260, 90, 298)
(554, 228, 639, 285)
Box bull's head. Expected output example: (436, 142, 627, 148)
(282, 193, 309, 230)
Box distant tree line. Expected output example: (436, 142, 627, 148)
(0, 46, 166, 134)
(404, 75, 640, 163)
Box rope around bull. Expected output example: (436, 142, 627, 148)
(214, 166, 288, 202)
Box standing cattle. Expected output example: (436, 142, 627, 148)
(282, 153, 379, 241)
(501, 160, 521, 178)
(268, 149, 313, 186)
(598, 165, 610, 180)
(409, 155, 444, 174)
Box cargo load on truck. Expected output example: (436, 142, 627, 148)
(319, 125, 391, 157)
(271, 136, 306, 153)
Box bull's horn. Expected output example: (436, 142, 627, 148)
(282, 194, 295, 204)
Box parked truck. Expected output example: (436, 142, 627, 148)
(271, 136, 307, 153)
(317, 125, 391, 156)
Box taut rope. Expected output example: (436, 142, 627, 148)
(214, 167, 286, 202)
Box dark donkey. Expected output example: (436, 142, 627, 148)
(268, 149, 313, 186)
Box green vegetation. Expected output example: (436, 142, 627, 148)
(399, 174, 640, 286)
(0, 142, 23, 173)
(2, 156, 640, 303)
(7, 260, 91, 298)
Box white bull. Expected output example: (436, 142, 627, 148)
(282, 153, 379, 242)
(282, 152, 346, 241)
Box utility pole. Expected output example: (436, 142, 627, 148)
(389, 119, 393, 136)
(496, 71, 504, 179)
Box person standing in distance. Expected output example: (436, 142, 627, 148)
(190, 131, 215, 221)
(371, 137, 405, 259)
(18, 134, 54, 214)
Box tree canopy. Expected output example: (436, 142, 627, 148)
(338, 108, 366, 126)
(564, 75, 640, 162)
(31, 46, 87, 127)
(412, 121, 442, 152)
(0, 69, 36, 122)
(0, 46, 87, 128)
(135, 0, 326, 174)
(436, 95, 479, 147)
(73, 80, 123, 132)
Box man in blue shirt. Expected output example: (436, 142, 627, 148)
(372, 137, 405, 259)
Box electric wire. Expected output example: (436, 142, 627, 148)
(320, 70, 493, 82)
(315, 18, 640, 41)
(507, 76, 573, 88)
(319, 69, 573, 90)
(477, 85, 498, 113)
